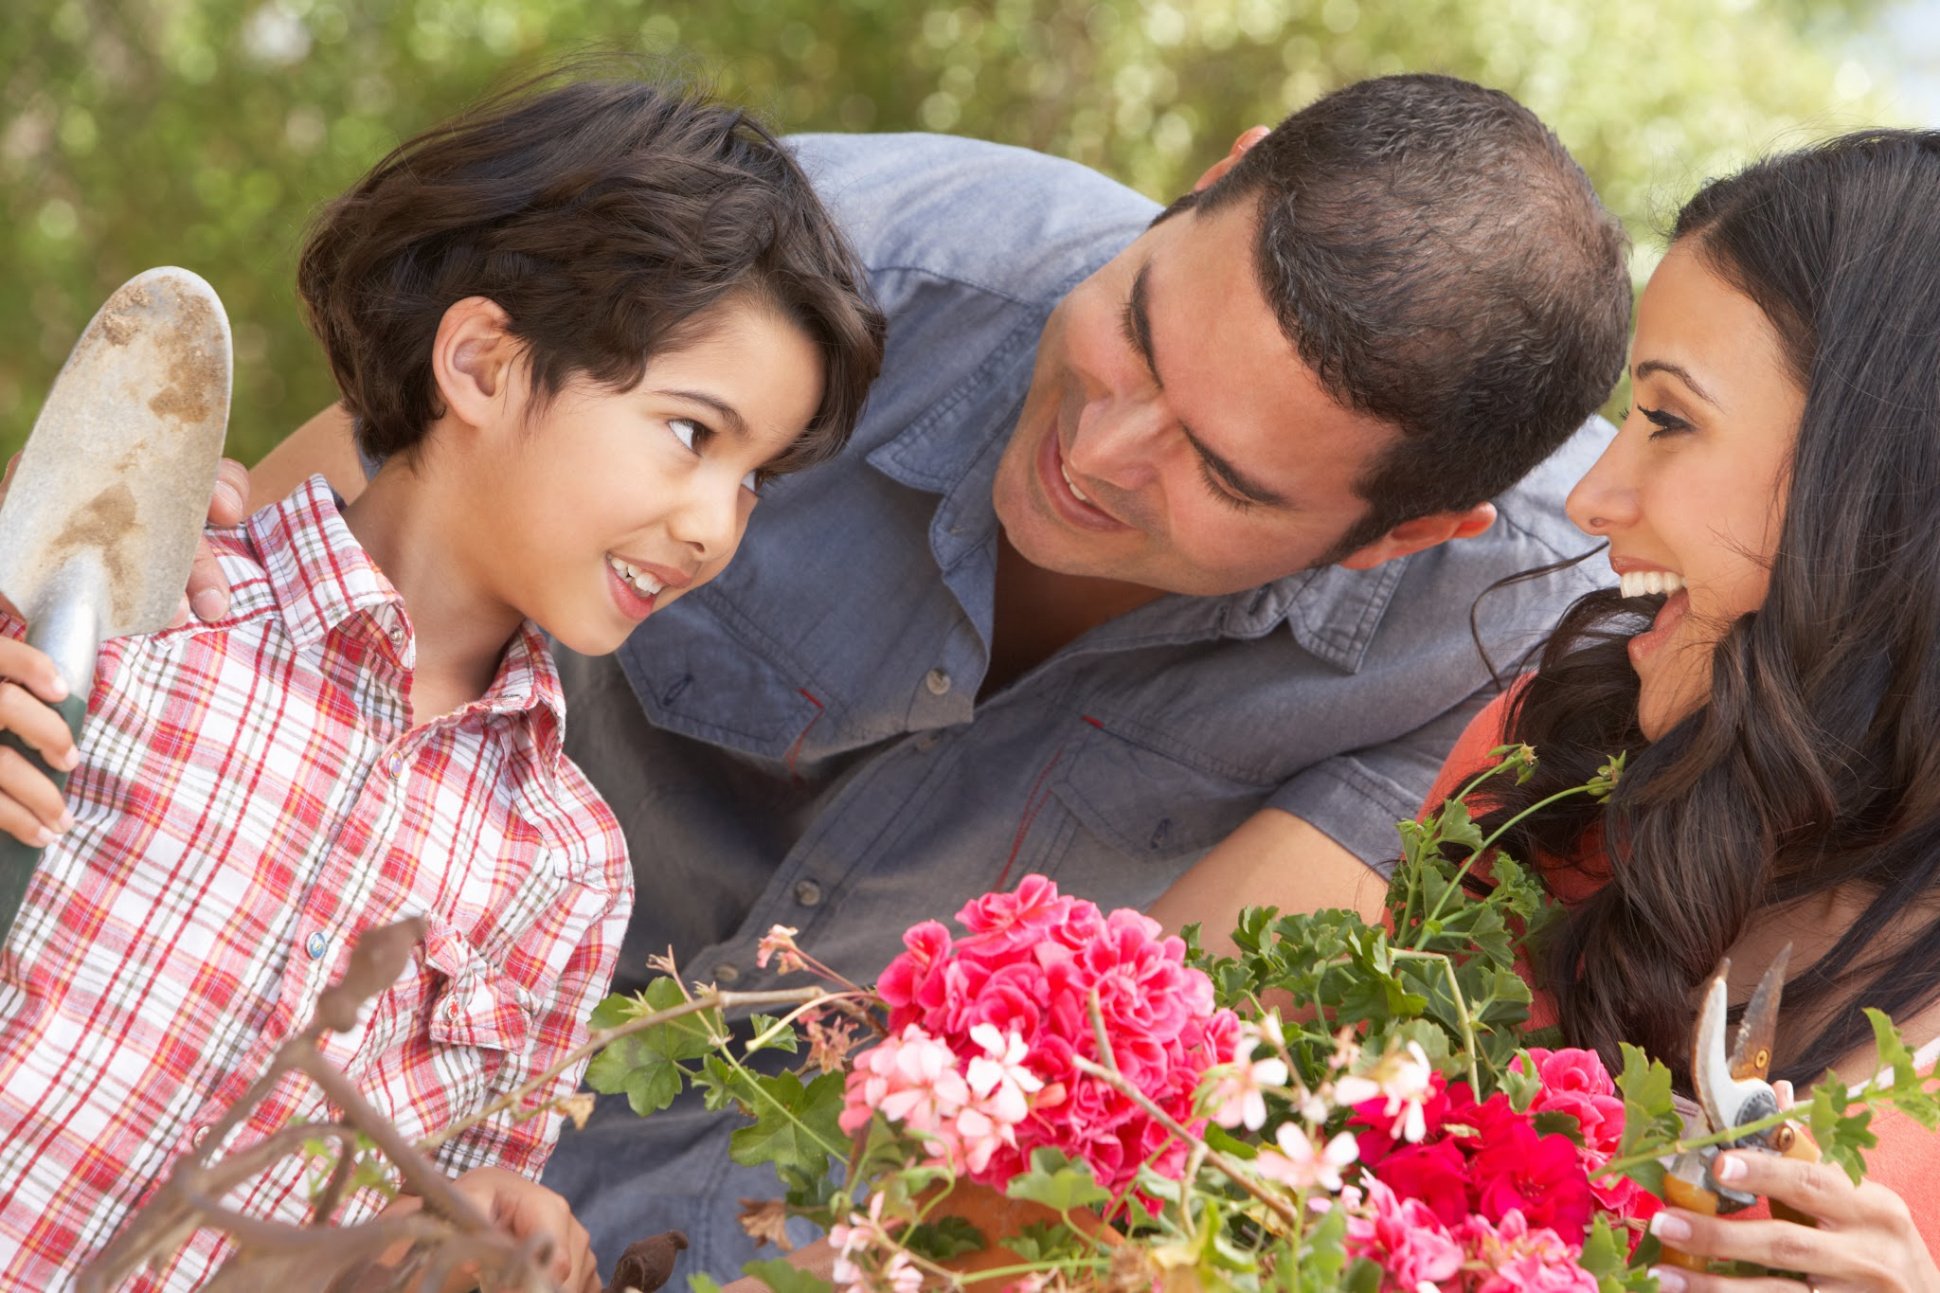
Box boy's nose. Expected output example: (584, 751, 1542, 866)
(669, 478, 744, 562)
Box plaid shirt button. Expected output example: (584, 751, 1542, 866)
(189, 1125, 209, 1151)
(304, 931, 328, 960)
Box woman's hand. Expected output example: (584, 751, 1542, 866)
(0, 636, 77, 847)
(1647, 1149, 1939, 1293)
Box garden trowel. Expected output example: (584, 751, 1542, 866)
(0, 267, 231, 943)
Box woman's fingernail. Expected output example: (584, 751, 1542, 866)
(1714, 1152, 1746, 1182)
(44, 673, 68, 701)
(1648, 1268, 1688, 1293)
(215, 477, 244, 517)
(1650, 1211, 1693, 1242)
(56, 811, 74, 832)
(31, 827, 54, 848)
(191, 589, 226, 621)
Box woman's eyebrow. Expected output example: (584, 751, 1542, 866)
(656, 388, 749, 437)
(1632, 359, 1720, 408)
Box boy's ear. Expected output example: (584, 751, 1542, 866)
(431, 297, 521, 430)
(1334, 502, 1498, 571)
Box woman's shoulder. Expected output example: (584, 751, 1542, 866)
(1418, 684, 1524, 815)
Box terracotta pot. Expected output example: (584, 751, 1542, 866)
(919, 1179, 1119, 1290)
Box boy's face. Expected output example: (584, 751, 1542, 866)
(476, 301, 824, 656)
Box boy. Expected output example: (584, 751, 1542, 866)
(0, 74, 883, 1289)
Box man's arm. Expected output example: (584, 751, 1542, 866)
(1147, 807, 1388, 957)
(250, 403, 367, 506)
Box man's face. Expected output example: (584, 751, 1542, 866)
(991, 195, 1401, 598)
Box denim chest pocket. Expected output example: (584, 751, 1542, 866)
(621, 604, 826, 760)
(1049, 723, 1274, 865)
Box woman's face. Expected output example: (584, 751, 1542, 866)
(1565, 240, 1807, 740)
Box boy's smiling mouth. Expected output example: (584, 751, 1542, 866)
(606, 554, 667, 599)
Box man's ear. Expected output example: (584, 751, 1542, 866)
(430, 296, 521, 431)
(1334, 502, 1498, 571)
(1191, 125, 1271, 193)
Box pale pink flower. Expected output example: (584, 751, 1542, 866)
(1335, 1040, 1437, 1143)
(966, 1022, 1044, 1125)
(1254, 1121, 1358, 1193)
(1208, 1025, 1291, 1131)
(881, 1250, 923, 1293)
(828, 1192, 889, 1290)
(840, 1025, 970, 1139)
(755, 924, 806, 974)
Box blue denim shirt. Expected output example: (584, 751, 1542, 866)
(580, 132, 1611, 999)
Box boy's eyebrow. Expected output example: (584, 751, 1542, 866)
(1125, 262, 1289, 508)
(658, 388, 749, 437)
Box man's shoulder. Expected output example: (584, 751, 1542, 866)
(788, 132, 1159, 305)
(1491, 415, 1614, 567)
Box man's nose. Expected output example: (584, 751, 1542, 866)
(1068, 392, 1168, 487)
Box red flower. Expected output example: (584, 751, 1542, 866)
(1469, 1116, 1597, 1239)
(1366, 1138, 1470, 1228)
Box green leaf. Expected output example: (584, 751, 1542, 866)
(1004, 1220, 1093, 1263)
(738, 1258, 833, 1293)
(746, 1013, 801, 1055)
(1533, 1109, 1587, 1145)
(1004, 1146, 1112, 1213)
(687, 1277, 724, 1293)
(1615, 1043, 1680, 1163)
(728, 1070, 847, 1188)
(1806, 1078, 1877, 1184)
(585, 978, 727, 1116)
(901, 1214, 987, 1260)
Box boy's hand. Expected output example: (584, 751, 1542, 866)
(1, 452, 252, 628)
(0, 637, 78, 847)
(378, 1166, 600, 1293)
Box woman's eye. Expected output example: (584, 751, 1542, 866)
(669, 419, 701, 451)
(1637, 405, 1690, 438)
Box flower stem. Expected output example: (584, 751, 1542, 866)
(1389, 950, 1482, 1093)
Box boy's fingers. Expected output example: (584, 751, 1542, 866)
(0, 748, 68, 841)
(0, 640, 70, 705)
(0, 682, 78, 774)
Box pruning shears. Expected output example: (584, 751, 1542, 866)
(1658, 945, 1823, 1270)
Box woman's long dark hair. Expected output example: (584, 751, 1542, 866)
(1472, 130, 1940, 1086)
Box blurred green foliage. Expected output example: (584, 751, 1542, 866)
(0, 0, 1906, 463)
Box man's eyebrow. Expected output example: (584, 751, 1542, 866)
(656, 388, 749, 437)
(1632, 360, 1721, 408)
(1124, 260, 1289, 508)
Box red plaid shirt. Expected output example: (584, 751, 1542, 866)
(0, 476, 631, 1290)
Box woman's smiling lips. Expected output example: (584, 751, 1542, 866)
(1036, 420, 1129, 532)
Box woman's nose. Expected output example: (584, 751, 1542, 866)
(1565, 438, 1639, 537)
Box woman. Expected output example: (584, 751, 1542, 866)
(1157, 129, 1940, 1288)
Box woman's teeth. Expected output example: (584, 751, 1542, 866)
(1619, 570, 1686, 599)
(1059, 460, 1092, 505)
(607, 555, 665, 598)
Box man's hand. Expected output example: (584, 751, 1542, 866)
(176, 457, 250, 625)
(378, 1166, 601, 1293)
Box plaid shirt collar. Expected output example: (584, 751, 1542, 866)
(247, 475, 569, 764)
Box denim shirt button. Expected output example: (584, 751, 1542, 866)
(714, 962, 742, 986)
(793, 880, 824, 908)
(924, 668, 952, 696)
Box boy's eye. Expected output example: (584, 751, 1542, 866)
(740, 469, 760, 494)
(669, 419, 701, 451)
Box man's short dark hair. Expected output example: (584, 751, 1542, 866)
(1189, 74, 1630, 556)
(298, 71, 885, 471)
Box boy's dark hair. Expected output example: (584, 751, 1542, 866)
(1185, 74, 1631, 556)
(298, 73, 885, 469)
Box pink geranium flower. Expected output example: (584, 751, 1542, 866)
(1344, 1177, 1464, 1290)
(1460, 1209, 1600, 1292)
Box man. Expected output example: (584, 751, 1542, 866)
(250, 74, 1629, 1274)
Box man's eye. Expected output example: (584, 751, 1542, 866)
(669, 419, 701, 451)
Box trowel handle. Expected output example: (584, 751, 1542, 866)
(0, 691, 85, 946)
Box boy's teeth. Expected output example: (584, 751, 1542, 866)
(1619, 570, 1685, 599)
(1059, 460, 1092, 504)
(607, 555, 665, 597)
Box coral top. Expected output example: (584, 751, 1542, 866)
(1425, 691, 1940, 1256)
